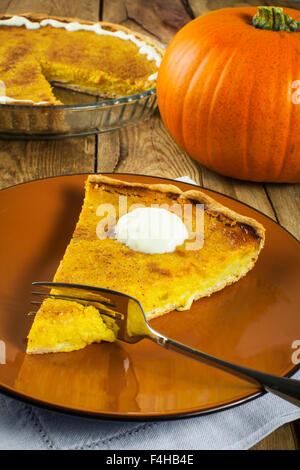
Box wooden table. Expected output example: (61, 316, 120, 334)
(0, 0, 299, 450)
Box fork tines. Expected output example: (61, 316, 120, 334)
(31, 281, 124, 320)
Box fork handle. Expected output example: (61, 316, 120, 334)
(149, 333, 300, 407)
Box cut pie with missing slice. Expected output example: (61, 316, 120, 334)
(0, 13, 163, 104)
(0, 13, 163, 132)
(27, 175, 265, 354)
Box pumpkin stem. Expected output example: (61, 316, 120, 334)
(251, 6, 300, 32)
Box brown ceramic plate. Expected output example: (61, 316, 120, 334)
(0, 174, 299, 420)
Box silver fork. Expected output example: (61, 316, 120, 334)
(32, 281, 300, 407)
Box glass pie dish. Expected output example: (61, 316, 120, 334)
(0, 85, 158, 140)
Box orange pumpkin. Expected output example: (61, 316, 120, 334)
(157, 6, 300, 182)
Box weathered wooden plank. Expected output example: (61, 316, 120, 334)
(0, 0, 12, 12)
(97, 130, 120, 173)
(3, 0, 100, 20)
(265, 184, 300, 240)
(189, 0, 300, 17)
(295, 421, 300, 450)
(200, 166, 276, 219)
(103, 0, 192, 45)
(98, 112, 203, 183)
(251, 423, 299, 450)
(0, 137, 96, 190)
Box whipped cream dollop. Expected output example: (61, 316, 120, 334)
(115, 207, 189, 254)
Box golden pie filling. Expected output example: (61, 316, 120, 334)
(27, 176, 265, 354)
(0, 14, 163, 104)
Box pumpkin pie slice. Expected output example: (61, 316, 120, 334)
(27, 175, 264, 354)
(27, 175, 265, 354)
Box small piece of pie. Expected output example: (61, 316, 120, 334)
(0, 13, 163, 104)
(27, 175, 265, 354)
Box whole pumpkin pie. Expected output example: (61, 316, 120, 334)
(0, 13, 163, 104)
(27, 175, 265, 354)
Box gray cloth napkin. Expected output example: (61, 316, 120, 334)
(1, 176, 299, 450)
